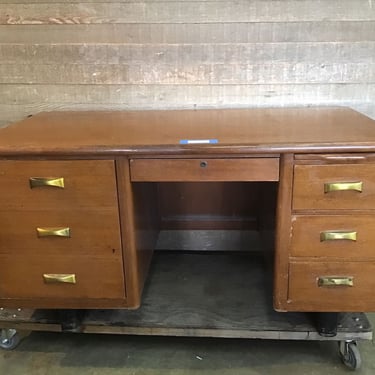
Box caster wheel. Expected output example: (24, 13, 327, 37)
(339, 341, 362, 370)
(0, 329, 21, 350)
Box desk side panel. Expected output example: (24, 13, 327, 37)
(116, 158, 159, 309)
(274, 153, 294, 311)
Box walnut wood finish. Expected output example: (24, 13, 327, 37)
(290, 215, 375, 259)
(1, 108, 375, 313)
(1, 108, 375, 156)
(293, 164, 375, 210)
(0, 255, 125, 300)
(274, 153, 294, 311)
(115, 158, 157, 309)
(0, 160, 119, 209)
(158, 182, 261, 230)
(295, 153, 375, 163)
(115, 158, 140, 308)
(288, 261, 375, 312)
(0, 210, 122, 257)
(288, 153, 375, 312)
(0, 158, 125, 308)
(130, 158, 279, 182)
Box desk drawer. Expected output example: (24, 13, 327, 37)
(293, 164, 375, 210)
(288, 261, 375, 311)
(0, 255, 125, 299)
(290, 215, 375, 259)
(0, 160, 118, 209)
(0, 209, 122, 256)
(130, 158, 279, 182)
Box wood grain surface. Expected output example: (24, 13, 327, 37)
(1, 22, 374, 44)
(293, 163, 375, 210)
(1, 108, 375, 156)
(273, 154, 294, 311)
(0, 254, 126, 300)
(0, 160, 119, 208)
(0, 0, 374, 126)
(1, 1, 374, 25)
(2, 43, 374, 65)
(0, 254, 372, 339)
(290, 215, 375, 259)
(130, 158, 280, 182)
(288, 261, 375, 311)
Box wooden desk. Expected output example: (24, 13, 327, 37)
(1, 107, 375, 314)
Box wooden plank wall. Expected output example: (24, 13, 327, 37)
(0, 0, 374, 126)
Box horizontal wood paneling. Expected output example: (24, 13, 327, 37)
(1, 42, 374, 64)
(1, 63, 375, 84)
(1, 22, 375, 44)
(1, 1, 375, 25)
(0, 0, 374, 126)
(1, 84, 374, 105)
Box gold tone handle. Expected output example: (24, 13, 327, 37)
(29, 177, 64, 189)
(37, 227, 71, 238)
(318, 276, 354, 287)
(320, 231, 357, 242)
(324, 181, 362, 193)
(43, 274, 76, 284)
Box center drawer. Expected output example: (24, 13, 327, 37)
(130, 158, 280, 182)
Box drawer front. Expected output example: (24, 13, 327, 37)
(293, 164, 375, 210)
(290, 215, 375, 259)
(0, 255, 125, 299)
(0, 160, 119, 209)
(288, 262, 375, 311)
(0, 210, 122, 256)
(130, 158, 279, 182)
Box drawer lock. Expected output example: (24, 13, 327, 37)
(318, 276, 354, 287)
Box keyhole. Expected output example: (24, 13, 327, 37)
(200, 161, 208, 168)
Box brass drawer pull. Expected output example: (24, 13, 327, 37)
(36, 227, 71, 238)
(43, 274, 76, 284)
(320, 231, 357, 242)
(318, 276, 354, 287)
(324, 181, 362, 193)
(29, 177, 64, 189)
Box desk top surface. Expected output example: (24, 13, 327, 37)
(1, 107, 375, 156)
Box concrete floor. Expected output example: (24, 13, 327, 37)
(1, 315, 375, 375)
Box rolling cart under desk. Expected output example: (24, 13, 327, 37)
(1, 107, 375, 369)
